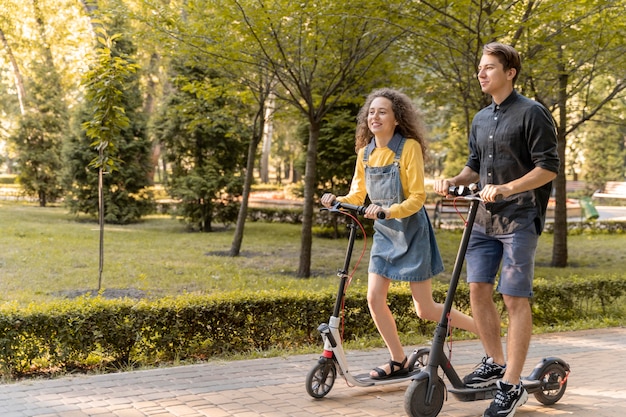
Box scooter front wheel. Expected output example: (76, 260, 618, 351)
(404, 376, 445, 417)
(306, 358, 337, 398)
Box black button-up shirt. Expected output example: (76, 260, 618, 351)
(466, 90, 560, 235)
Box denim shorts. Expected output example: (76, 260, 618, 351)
(465, 222, 538, 298)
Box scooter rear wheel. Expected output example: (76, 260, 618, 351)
(404, 376, 445, 417)
(533, 362, 568, 405)
(306, 359, 336, 398)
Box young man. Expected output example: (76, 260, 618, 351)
(434, 42, 560, 417)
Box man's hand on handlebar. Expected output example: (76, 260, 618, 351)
(434, 179, 456, 197)
(480, 184, 509, 203)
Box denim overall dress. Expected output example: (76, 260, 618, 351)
(364, 134, 444, 282)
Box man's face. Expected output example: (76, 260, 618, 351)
(477, 53, 515, 96)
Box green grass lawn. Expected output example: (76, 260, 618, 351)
(1, 200, 624, 309)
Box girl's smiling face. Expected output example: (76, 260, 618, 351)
(368, 97, 397, 140)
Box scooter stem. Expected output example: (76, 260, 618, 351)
(439, 197, 480, 329)
(422, 196, 481, 396)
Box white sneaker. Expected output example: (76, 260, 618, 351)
(483, 380, 528, 417)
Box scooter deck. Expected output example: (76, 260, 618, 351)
(351, 368, 423, 385)
(448, 378, 542, 402)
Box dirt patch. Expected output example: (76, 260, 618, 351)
(57, 288, 147, 300)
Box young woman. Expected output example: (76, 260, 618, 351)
(321, 88, 476, 379)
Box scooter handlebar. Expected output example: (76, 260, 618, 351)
(448, 183, 503, 201)
(447, 184, 477, 197)
(331, 202, 387, 219)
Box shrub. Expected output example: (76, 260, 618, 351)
(0, 276, 623, 379)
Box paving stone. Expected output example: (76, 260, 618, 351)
(0, 328, 623, 416)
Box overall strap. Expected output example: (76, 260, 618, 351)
(363, 138, 375, 164)
(390, 134, 406, 163)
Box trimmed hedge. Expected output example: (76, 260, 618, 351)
(0, 275, 624, 377)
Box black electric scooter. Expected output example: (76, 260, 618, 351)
(306, 201, 430, 398)
(404, 185, 570, 417)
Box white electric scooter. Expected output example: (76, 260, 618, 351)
(305, 201, 430, 398)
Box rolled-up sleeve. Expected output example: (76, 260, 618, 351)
(526, 105, 559, 174)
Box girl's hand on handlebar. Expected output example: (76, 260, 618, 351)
(320, 193, 337, 208)
(365, 204, 388, 220)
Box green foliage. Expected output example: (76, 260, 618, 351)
(63, 19, 154, 224)
(0, 276, 622, 378)
(437, 117, 471, 178)
(12, 110, 65, 205)
(316, 102, 362, 194)
(0, 175, 16, 185)
(532, 275, 626, 324)
(81, 30, 133, 173)
(542, 220, 626, 234)
(11, 56, 67, 206)
(583, 121, 626, 188)
(247, 207, 304, 224)
(151, 59, 248, 232)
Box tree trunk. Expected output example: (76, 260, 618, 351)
(551, 58, 569, 267)
(144, 52, 161, 185)
(260, 94, 275, 183)
(0, 27, 26, 115)
(98, 166, 104, 291)
(230, 126, 263, 256)
(297, 120, 321, 278)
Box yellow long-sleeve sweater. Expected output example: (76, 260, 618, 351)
(336, 139, 426, 219)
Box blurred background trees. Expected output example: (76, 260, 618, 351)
(0, 0, 624, 270)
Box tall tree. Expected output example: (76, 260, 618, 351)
(513, 1, 626, 266)
(315, 103, 364, 194)
(11, 65, 66, 206)
(9, 0, 69, 206)
(227, 0, 408, 276)
(63, 11, 154, 224)
(79, 28, 138, 289)
(0, 27, 26, 115)
(151, 58, 248, 232)
(136, 0, 275, 253)
(583, 116, 626, 189)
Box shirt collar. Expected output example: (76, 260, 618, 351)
(492, 89, 519, 112)
(366, 132, 403, 154)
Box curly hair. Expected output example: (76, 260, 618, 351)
(354, 88, 427, 157)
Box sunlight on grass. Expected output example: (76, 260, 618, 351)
(1, 200, 625, 309)
(0, 201, 366, 305)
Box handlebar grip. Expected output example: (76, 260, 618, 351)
(332, 202, 386, 219)
(447, 184, 502, 201)
(447, 183, 478, 196)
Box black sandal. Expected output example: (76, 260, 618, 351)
(371, 356, 409, 380)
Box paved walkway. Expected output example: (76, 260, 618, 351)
(0, 327, 624, 417)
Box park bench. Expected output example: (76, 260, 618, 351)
(592, 181, 626, 200)
(0, 186, 37, 202)
(433, 197, 471, 228)
(565, 180, 587, 193)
